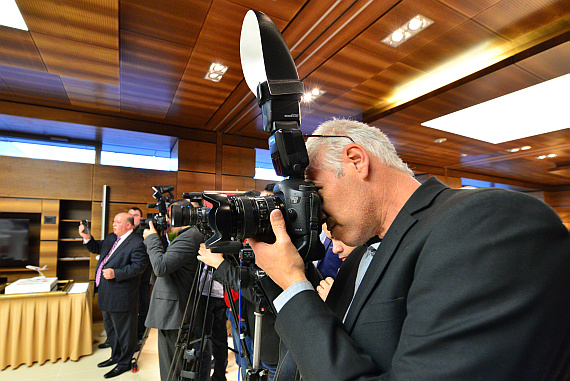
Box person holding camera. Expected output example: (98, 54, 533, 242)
(80, 212, 149, 379)
(248, 118, 570, 381)
(143, 199, 204, 381)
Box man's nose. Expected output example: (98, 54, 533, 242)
(332, 242, 343, 254)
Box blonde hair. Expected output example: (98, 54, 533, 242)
(306, 118, 414, 176)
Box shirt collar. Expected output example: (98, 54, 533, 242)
(117, 229, 134, 240)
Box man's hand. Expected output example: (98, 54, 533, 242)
(78, 223, 91, 240)
(143, 220, 157, 239)
(102, 268, 115, 280)
(198, 243, 225, 269)
(249, 209, 307, 290)
(317, 277, 334, 301)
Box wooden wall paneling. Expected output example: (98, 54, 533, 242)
(221, 175, 256, 192)
(92, 164, 178, 203)
(177, 139, 217, 173)
(177, 171, 216, 194)
(0, 197, 42, 213)
(39, 240, 58, 277)
(58, 261, 90, 282)
(544, 190, 570, 207)
(222, 145, 255, 177)
(544, 189, 570, 228)
(255, 179, 279, 193)
(0, 157, 93, 200)
(40, 199, 60, 240)
(554, 207, 570, 229)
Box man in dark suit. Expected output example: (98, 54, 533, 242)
(128, 206, 153, 347)
(80, 212, 148, 379)
(249, 118, 570, 381)
(143, 200, 204, 381)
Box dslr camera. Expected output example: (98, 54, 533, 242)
(170, 10, 324, 263)
(140, 185, 174, 232)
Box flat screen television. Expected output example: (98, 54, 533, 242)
(0, 219, 30, 263)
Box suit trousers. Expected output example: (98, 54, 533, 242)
(158, 329, 179, 381)
(102, 309, 138, 369)
(198, 296, 228, 381)
(137, 282, 152, 340)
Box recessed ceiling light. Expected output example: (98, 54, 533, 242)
(204, 63, 228, 82)
(507, 145, 532, 153)
(434, 138, 447, 143)
(302, 88, 326, 102)
(0, 0, 28, 31)
(422, 74, 570, 144)
(381, 15, 433, 47)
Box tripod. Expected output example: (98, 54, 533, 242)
(168, 262, 236, 381)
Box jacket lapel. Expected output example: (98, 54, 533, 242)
(105, 233, 133, 267)
(343, 177, 448, 332)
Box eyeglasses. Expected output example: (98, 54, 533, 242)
(303, 134, 355, 143)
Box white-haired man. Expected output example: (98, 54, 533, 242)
(249, 118, 570, 381)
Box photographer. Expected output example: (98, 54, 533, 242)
(142, 199, 204, 381)
(249, 118, 570, 380)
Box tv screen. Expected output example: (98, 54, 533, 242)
(0, 219, 29, 262)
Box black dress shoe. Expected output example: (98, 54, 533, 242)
(104, 365, 131, 378)
(97, 358, 117, 368)
(98, 340, 110, 349)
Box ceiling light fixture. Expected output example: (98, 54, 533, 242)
(0, 0, 28, 31)
(381, 15, 433, 47)
(204, 63, 228, 82)
(302, 88, 326, 102)
(433, 138, 447, 143)
(422, 74, 570, 144)
(536, 154, 557, 160)
(506, 145, 532, 153)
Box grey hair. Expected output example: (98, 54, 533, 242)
(306, 118, 414, 176)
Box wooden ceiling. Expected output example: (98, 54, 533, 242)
(0, 0, 568, 190)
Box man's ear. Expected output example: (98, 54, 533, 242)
(344, 144, 369, 178)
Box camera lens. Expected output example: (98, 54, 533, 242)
(232, 195, 283, 239)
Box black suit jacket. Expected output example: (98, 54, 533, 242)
(86, 231, 149, 312)
(275, 177, 570, 381)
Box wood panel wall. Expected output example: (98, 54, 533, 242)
(544, 190, 570, 229)
(0, 138, 260, 283)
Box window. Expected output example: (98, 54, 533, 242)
(255, 148, 285, 181)
(0, 136, 95, 164)
(100, 143, 176, 171)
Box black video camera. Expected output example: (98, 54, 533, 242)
(140, 185, 174, 232)
(171, 11, 324, 263)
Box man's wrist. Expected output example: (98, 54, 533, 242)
(273, 280, 313, 313)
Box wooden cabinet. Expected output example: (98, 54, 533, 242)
(57, 200, 92, 282)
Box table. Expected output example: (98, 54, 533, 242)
(0, 282, 93, 370)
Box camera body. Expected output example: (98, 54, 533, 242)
(141, 185, 174, 232)
(140, 213, 169, 231)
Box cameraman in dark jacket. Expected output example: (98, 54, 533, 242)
(143, 199, 204, 381)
